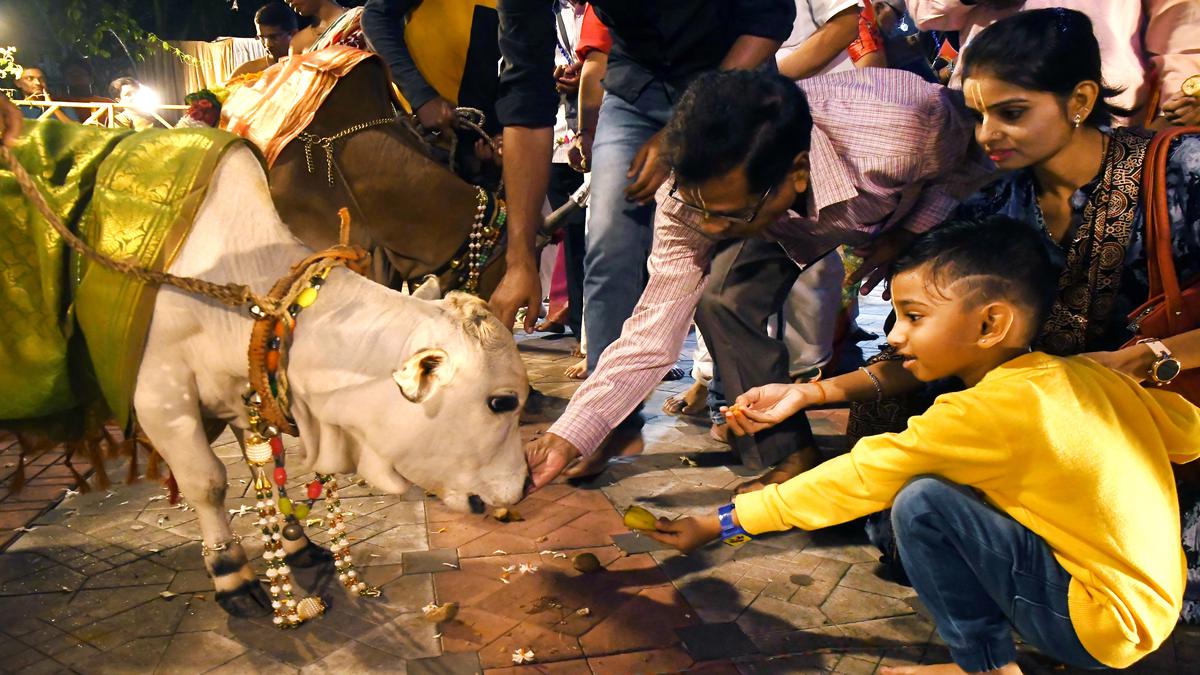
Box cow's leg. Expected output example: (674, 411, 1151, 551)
(135, 386, 271, 617)
(225, 428, 332, 571)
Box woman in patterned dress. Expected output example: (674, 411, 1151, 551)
(287, 0, 367, 54)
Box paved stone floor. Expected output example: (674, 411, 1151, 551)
(2, 301, 1198, 673)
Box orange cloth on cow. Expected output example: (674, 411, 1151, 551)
(221, 45, 382, 166)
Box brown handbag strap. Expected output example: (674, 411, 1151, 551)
(1142, 127, 1198, 334)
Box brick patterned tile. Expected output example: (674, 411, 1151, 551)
(588, 646, 695, 674)
(440, 606, 523, 653)
(578, 584, 696, 657)
(476, 619, 584, 669)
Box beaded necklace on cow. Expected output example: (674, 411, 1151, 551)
(0, 146, 379, 630)
(438, 187, 506, 294)
(242, 209, 380, 627)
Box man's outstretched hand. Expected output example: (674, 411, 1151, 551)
(1, 94, 23, 147)
(524, 432, 581, 494)
(488, 259, 542, 332)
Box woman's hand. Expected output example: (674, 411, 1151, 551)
(721, 383, 822, 437)
(1081, 344, 1155, 381)
(643, 515, 722, 553)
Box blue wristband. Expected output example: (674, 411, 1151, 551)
(718, 503, 750, 544)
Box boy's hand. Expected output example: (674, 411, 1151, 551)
(644, 515, 722, 553)
(721, 383, 818, 437)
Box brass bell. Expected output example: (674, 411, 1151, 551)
(297, 596, 326, 621)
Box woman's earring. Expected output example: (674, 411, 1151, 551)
(1073, 113, 1083, 128)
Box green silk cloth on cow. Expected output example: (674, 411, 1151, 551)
(0, 119, 246, 430)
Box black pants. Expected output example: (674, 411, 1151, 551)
(546, 163, 586, 338)
(695, 238, 816, 469)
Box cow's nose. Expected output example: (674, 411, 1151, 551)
(467, 495, 486, 514)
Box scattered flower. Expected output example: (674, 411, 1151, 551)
(576, 607, 591, 616)
(440, 562, 458, 569)
(492, 550, 508, 556)
(156, 515, 169, 527)
(227, 505, 253, 517)
(679, 456, 698, 467)
(148, 495, 167, 502)
(159, 591, 177, 600)
(501, 565, 516, 573)
(64, 489, 80, 498)
(512, 648, 536, 665)
(518, 563, 538, 575)
(13, 526, 37, 533)
(130, 524, 145, 531)
(433, 527, 448, 534)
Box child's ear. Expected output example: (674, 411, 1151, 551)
(976, 301, 1017, 348)
(789, 151, 810, 195)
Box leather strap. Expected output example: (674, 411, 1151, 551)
(1142, 127, 1199, 335)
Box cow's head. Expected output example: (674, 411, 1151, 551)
(289, 290, 528, 511)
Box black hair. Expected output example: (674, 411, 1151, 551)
(109, 76, 139, 98)
(663, 70, 813, 194)
(256, 2, 300, 31)
(60, 56, 94, 77)
(891, 216, 1061, 331)
(961, 8, 1130, 127)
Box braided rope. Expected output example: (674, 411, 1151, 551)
(0, 145, 292, 318)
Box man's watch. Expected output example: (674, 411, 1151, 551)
(718, 504, 751, 547)
(1138, 339, 1182, 385)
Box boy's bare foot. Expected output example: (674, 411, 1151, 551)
(734, 446, 822, 494)
(563, 426, 644, 480)
(565, 359, 588, 379)
(881, 663, 1022, 675)
(710, 422, 729, 445)
(663, 381, 709, 416)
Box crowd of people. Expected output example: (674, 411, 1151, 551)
(2, 1, 1200, 672)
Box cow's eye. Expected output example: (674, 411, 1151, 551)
(487, 394, 520, 413)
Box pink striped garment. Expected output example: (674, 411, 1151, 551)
(551, 69, 993, 456)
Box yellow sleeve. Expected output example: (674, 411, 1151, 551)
(734, 391, 1014, 535)
(1147, 388, 1200, 465)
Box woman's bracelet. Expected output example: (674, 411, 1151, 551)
(812, 380, 828, 406)
(860, 366, 884, 402)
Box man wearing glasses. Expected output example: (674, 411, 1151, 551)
(525, 67, 991, 489)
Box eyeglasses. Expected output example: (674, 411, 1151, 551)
(665, 177, 775, 227)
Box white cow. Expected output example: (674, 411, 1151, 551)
(133, 146, 528, 616)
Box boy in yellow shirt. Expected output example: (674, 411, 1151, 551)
(645, 217, 1200, 673)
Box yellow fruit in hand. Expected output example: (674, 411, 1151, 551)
(623, 505, 658, 532)
(1183, 75, 1200, 97)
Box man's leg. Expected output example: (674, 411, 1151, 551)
(780, 252, 844, 378)
(695, 238, 811, 470)
(582, 88, 667, 374)
(891, 477, 1104, 672)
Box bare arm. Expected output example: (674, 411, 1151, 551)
(777, 7, 859, 81)
(719, 34, 787, 71)
(0, 94, 22, 146)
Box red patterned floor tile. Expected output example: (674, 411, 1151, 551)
(578, 584, 698, 657)
(536, 524, 613, 551)
(439, 606, 522, 653)
(459, 530, 541, 558)
(483, 658, 593, 674)
(434, 568, 510, 606)
(429, 520, 491, 551)
(476, 617, 585, 668)
(553, 489, 615, 512)
(565, 509, 628, 538)
(587, 646, 695, 675)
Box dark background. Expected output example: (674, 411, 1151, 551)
(0, 0, 365, 93)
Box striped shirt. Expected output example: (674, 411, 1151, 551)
(550, 69, 993, 456)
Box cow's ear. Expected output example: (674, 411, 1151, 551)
(393, 348, 456, 402)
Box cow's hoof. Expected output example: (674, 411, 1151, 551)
(285, 542, 334, 569)
(215, 580, 273, 618)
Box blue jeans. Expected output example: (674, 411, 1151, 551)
(583, 84, 676, 371)
(890, 477, 1105, 672)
